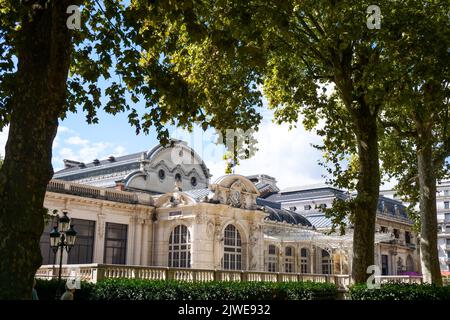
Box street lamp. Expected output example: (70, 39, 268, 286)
(50, 211, 77, 298)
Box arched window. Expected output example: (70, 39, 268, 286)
(284, 247, 295, 273)
(168, 225, 191, 268)
(321, 249, 332, 274)
(406, 255, 414, 272)
(266, 244, 278, 272)
(223, 224, 242, 270)
(300, 248, 309, 273)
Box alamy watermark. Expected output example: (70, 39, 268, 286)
(66, 5, 81, 30)
(366, 264, 381, 289)
(367, 5, 381, 29)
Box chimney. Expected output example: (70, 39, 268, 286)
(115, 180, 125, 191)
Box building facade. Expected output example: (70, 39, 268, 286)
(40, 140, 420, 276)
(436, 181, 450, 271)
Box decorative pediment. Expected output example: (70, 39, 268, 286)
(155, 192, 196, 208)
(209, 174, 260, 210)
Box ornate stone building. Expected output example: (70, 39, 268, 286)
(40, 140, 420, 276)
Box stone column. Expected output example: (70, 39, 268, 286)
(95, 212, 106, 263)
(310, 247, 316, 274)
(141, 216, 150, 266)
(127, 215, 136, 265)
(134, 216, 143, 265)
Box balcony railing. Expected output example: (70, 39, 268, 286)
(374, 275, 423, 284)
(36, 264, 352, 289)
(46, 180, 152, 205)
(36, 264, 424, 290)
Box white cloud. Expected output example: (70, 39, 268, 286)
(205, 118, 326, 189)
(65, 136, 89, 146)
(113, 145, 127, 156)
(57, 126, 73, 134)
(59, 147, 77, 160)
(52, 129, 127, 171)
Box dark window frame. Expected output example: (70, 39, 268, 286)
(68, 218, 96, 264)
(103, 222, 128, 265)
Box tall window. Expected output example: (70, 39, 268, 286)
(405, 231, 411, 244)
(168, 225, 191, 268)
(104, 223, 128, 265)
(381, 255, 389, 275)
(321, 250, 332, 275)
(68, 219, 95, 264)
(300, 248, 309, 273)
(445, 201, 450, 209)
(223, 224, 242, 270)
(40, 217, 59, 265)
(284, 247, 295, 273)
(406, 255, 414, 272)
(445, 213, 450, 222)
(393, 229, 400, 239)
(267, 245, 278, 272)
(397, 257, 403, 274)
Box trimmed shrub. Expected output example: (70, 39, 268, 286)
(91, 279, 337, 300)
(35, 279, 337, 300)
(349, 283, 450, 300)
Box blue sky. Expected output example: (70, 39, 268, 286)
(49, 101, 328, 189)
(0, 101, 330, 189)
(0, 0, 330, 190)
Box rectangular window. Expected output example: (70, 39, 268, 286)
(447, 238, 450, 246)
(285, 262, 294, 273)
(104, 223, 128, 265)
(393, 229, 400, 239)
(381, 255, 389, 275)
(445, 213, 450, 222)
(405, 231, 411, 244)
(445, 201, 450, 209)
(39, 216, 59, 265)
(68, 219, 95, 264)
(267, 262, 277, 272)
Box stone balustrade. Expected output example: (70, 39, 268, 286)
(36, 264, 355, 289)
(375, 275, 423, 284)
(36, 264, 427, 290)
(46, 179, 152, 205)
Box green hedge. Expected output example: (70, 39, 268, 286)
(36, 279, 337, 300)
(349, 283, 450, 300)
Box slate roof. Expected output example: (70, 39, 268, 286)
(306, 213, 350, 229)
(54, 152, 142, 176)
(184, 188, 211, 201)
(264, 186, 348, 203)
(263, 206, 313, 227)
(256, 198, 312, 227)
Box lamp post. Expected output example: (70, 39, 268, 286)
(49, 211, 77, 299)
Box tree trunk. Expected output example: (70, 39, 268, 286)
(0, 1, 72, 299)
(351, 106, 380, 284)
(416, 124, 442, 285)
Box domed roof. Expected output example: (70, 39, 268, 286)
(263, 206, 313, 227)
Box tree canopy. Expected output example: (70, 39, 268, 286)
(0, 0, 263, 142)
